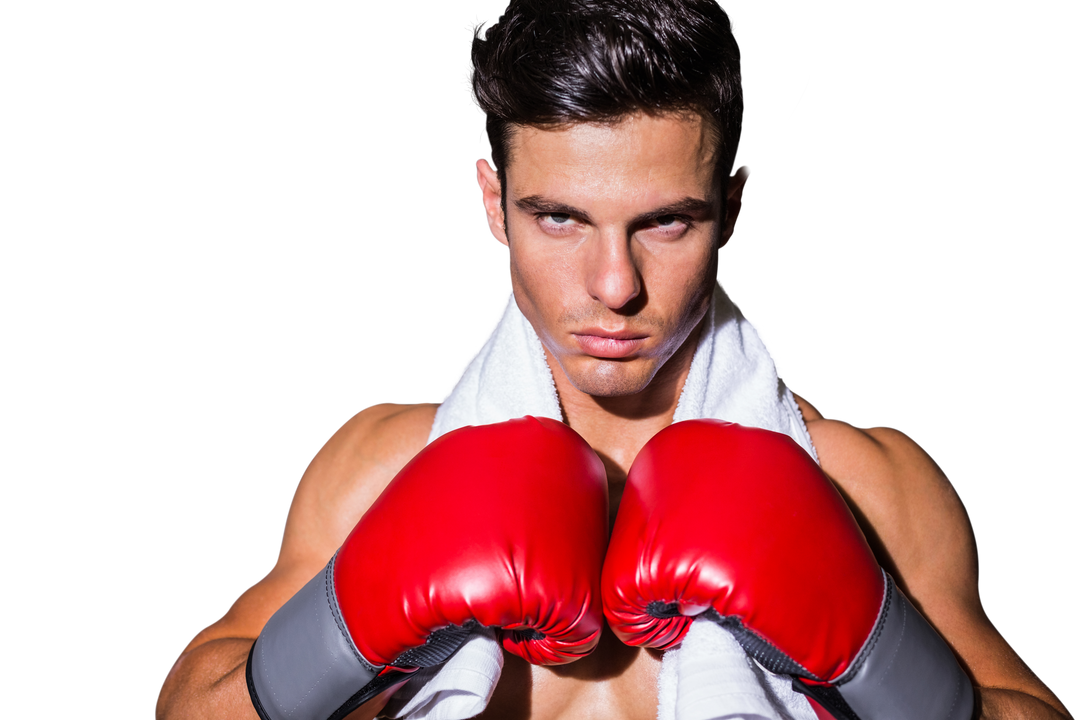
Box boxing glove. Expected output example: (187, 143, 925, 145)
(247, 416, 608, 720)
(602, 420, 973, 720)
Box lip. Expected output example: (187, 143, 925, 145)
(577, 326, 645, 341)
(572, 328, 648, 359)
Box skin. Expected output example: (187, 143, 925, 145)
(158, 113, 1071, 720)
(485, 115, 733, 524)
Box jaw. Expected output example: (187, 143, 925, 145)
(557, 355, 665, 398)
(535, 294, 712, 419)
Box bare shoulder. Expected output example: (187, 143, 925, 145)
(793, 393, 914, 487)
(280, 402, 439, 565)
(792, 395, 1069, 714)
(793, 394, 973, 602)
(186, 402, 438, 649)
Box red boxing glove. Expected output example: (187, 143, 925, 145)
(602, 420, 973, 720)
(248, 416, 608, 720)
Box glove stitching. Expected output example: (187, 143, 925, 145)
(872, 586, 905, 686)
(325, 553, 380, 674)
(835, 570, 892, 686)
(284, 650, 335, 715)
(279, 568, 365, 714)
(245, 641, 272, 720)
(248, 585, 340, 718)
(259, 635, 279, 709)
(945, 661, 963, 720)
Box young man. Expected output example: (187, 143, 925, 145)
(158, 1, 1071, 719)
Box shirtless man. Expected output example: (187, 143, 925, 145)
(157, 1, 1071, 719)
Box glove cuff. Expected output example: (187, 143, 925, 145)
(246, 555, 385, 720)
(796, 573, 974, 720)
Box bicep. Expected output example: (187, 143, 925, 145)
(860, 427, 979, 610)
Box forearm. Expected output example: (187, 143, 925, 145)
(978, 687, 1073, 720)
(158, 637, 401, 720)
(157, 638, 258, 720)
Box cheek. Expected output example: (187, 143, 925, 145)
(509, 246, 587, 349)
(680, 251, 719, 322)
(686, 249, 718, 300)
(508, 242, 575, 326)
(508, 245, 543, 305)
(644, 236, 717, 305)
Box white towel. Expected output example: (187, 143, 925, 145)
(658, 619, 817, 720)
(380, 629, 504, 720)
(390, 285, 816, 719)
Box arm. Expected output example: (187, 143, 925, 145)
(796, 395, 1071, 720)
(156, 403, 438, 720)
(977, 691, 1075, 720)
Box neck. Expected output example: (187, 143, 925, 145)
(544, 318, 705, 482)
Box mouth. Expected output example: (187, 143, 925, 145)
(572, 328, 648, 359)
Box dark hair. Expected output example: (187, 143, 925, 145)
(472, 0, 742, 194)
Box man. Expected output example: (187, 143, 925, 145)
(158, 1, 1071, 719)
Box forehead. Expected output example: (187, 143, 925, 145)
(504, 113, 719, 205)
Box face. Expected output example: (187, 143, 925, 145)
(478, 113, 744, 398)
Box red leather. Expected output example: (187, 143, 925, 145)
(602, 420, 884, 682)
(335, 416, 608, 666)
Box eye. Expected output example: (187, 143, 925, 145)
(646, 214, 692, 236)
(537, 212, 580, 233)
(535, 211, 695, 236)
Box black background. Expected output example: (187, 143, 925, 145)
(152, 1, 1071, 716)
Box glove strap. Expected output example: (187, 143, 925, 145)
(246, 556, 386, 720)
(796, 573, 975, 720)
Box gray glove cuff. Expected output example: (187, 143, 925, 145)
(246, 556, 384, 720)
(796, 573, 974, 720)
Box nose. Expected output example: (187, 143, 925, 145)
(585, 229, 641, 311)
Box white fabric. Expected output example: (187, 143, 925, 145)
(381, 630, 504, 720)
(658, 619, 817, 720)
(392, 285, 816, 719)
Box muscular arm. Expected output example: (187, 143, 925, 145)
(156, 403, 437, 720)
(795, 396, 1071, 720)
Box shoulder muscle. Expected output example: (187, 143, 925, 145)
(806, 417, 976, 606)
(280, 402, 439, 568)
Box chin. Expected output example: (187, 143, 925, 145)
(563, 358, 657, 397)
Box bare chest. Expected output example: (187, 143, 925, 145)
(476, 628, 662, 720)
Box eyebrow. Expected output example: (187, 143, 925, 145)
(514, 195, 716, 226)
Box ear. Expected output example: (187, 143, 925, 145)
(718, 166, 749, 248)
(477, 159, 508, 246)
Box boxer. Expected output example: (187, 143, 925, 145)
(158, 1, 1070, 719)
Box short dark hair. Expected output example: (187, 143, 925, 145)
(472, 0, 742, 194)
